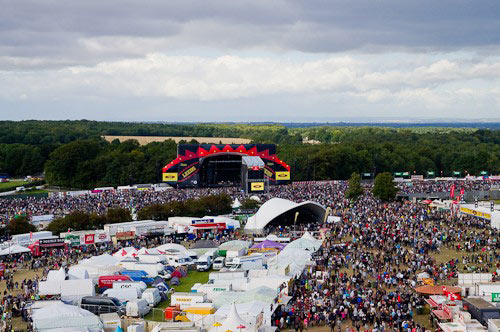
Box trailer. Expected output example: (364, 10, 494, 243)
(208, 271, 246, 282)
(463, 298, 500, 325)
(170, 292, 207, 309)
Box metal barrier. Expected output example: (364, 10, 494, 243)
(149, 308, 167, 322)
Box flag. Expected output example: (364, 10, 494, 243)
(448, 293, 461, 301)
(442, 286, 449, 296)
(450, 185, 455, 198)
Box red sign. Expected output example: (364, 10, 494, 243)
(116, 231, 135, 240)
(84, 234, 95, 244)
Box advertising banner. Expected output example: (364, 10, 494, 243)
(84, 233, 95, 244)
(162, 173, 178, 182)
(275, 171, 290, 180)
(251, 182, 265, 191)
(459, 207, 491, 220)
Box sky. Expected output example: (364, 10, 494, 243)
(1, 0, 500, 122)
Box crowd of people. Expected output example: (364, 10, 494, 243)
(397, 179, 500, 195)
(0, 180, 498, 331)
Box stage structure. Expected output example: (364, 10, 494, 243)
(162, 144, 291, 192)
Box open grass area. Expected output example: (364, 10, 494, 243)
(145, 270, 210, 322)
(0, 180, 28, 189)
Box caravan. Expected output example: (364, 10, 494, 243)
(227, 254, 264, 270)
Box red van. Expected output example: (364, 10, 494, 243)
(98, 275, 132, 290)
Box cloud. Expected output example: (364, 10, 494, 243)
(1, 53, 499, 107)
(1, 0, 500, 70)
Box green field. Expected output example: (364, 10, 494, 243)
(0, 180, 28, 189)
(146, 270, 210, 321)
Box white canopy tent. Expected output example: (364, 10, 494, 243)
(31, 301, 102, 331)
(112, 247, 139, 259)
(156, 243, 187, 252)
(0, 244, 31, 256)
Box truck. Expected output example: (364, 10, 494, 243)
(195, 255, 212, 272)
(170, 292, 207, 309)
(112, 281, 147, 293)
(103, 288, 141, 303)
(224, 247, 247, 266)
(211, 278, 249, 291)
(208, 271, 246, 282)
(98, 275, 133, 291)
(120, 270, 154, 284)
(227, 254, 264, 271)
(191, 284, 231, 301)
(463, 297, 500, 325)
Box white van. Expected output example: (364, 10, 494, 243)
(103, 288, 141, 303)
(141, 288, 161, 307)
(212, 257, 225, 270)
(126, 299, 151, 317)
(196, 255, 212, 272)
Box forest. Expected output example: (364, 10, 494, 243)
(0, 120, 499, 188)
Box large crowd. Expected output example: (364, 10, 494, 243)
(2, 179, 499, 223)
(397, 179, 500, 195)
(0, 180, 498, 331)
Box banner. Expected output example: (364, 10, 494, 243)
(84, 233, 95, 244)
(275, 171, 290, 180)
(162, 173, 178, 182)
(251, 182, 265, 191)
(459, 207, 491, 220)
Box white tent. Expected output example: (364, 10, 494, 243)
(138, 247, 162, 255)
(77, 254, 122, 279)
(215, 301, 272, 327)
(232, 198, 242, 209)
(244, 198, 326, 231)
(31, 301, 102, 331)
(67, 266, 90, 280)
(46, 267, 66, 282)
(0, 244, 31, 256)
(216, 303, 250, 332)
(113, 247, 139, 259)
(156, 243, 187, 252)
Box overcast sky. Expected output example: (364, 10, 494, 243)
(1, 0, 500, 122)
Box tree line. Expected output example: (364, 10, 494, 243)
(0, 121, 499, 186)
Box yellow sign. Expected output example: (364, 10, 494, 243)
(181, 166, 197, 178)
(460, 207, 491, 220)
(162, 173, 178, 182)
(251, 182, 264, 191)
(275, 171, 290, 180)
(264, 168, 273, 178)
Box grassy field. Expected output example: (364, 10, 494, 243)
(0, 181, 28, 189)
(145, 270, 210, 322)
(103, 135, 251, 145)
